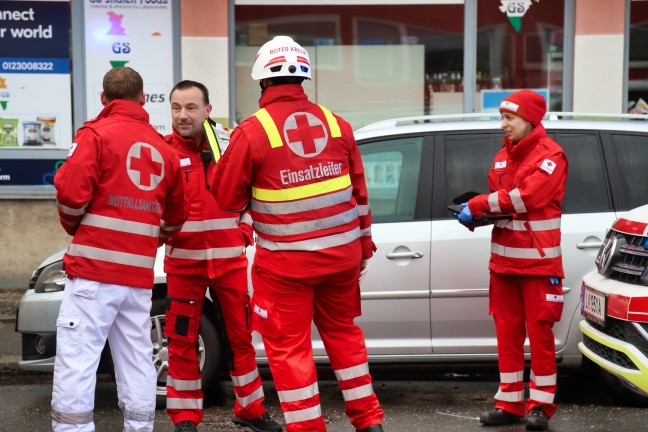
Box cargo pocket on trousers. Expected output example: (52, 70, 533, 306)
(164, 297, 199, 342)
(56, 314, 81, 357)
(538, 281, 564, 323)
(71, 279, 99, 300)
(250, 294, 281, 338)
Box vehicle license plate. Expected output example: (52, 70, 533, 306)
(582, 285, 607, 326)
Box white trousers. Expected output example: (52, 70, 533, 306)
(51, 277, 156, 432)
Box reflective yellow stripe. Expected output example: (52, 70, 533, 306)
(252, 174, 351, 202)
(254, 108, 283, 148)
(203, 119, 221, 162)
(318, 104, 341, 138)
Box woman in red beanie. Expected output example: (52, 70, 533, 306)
(455, 89, 568, 431)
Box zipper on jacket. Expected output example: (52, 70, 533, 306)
(185, 171, 189, 182)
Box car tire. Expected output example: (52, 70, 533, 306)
(150, 298, 225, 409)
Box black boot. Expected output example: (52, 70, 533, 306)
(232, 412, 282, 432)
(479, 408, 524, 426)
(356, 425, 384, 432)
(526, 406, 549, 431)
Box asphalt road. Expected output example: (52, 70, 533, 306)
(1, 360, 647, 431)
(2, 288, 648, 431)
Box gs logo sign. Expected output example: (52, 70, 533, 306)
(112, 43, 131, 54)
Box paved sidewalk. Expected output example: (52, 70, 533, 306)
(0, 287, 23, 322)
(0, 287, 26, 372)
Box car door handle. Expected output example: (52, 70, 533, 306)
(386, 251, 424, 260)
(577, 242, 603, 250)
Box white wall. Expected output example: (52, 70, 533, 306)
(573, 34, 625, 113)
(181, 36, 230, 123)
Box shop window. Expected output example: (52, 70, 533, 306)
(628, 0, 648, 114)
(235, 4, 463, 129)
(476, 1, 564, 113)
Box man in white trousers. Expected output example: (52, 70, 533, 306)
(51, 66, 188, 432)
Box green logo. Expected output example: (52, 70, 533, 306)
(110, 60, 129, 68)
(499, 0, 539, 32)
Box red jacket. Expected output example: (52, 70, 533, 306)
(213, 84, 375, 278)
(163, 129, 252, 279)
(54, 100, 187, 288)
(467, 124, 568, 277)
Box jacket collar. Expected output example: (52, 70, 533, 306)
(504, 123, 546, 159)
(169, 127, 207, 153)
(96, 99, 149, 123)
(258, 84, 308, 108)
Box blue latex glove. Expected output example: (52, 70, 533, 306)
(549, 276, 560, 284)
(457, 202, 473, 224)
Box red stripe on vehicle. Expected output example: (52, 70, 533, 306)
(612, 217, 648, 235)
(607, 293, 631, 321)
(628, 297, 648, 323)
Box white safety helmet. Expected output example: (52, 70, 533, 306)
(251, 35, 312, 81)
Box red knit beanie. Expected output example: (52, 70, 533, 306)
(499, 89, 547, 126)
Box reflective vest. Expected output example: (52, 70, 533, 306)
(249, 104, 363, 252)
(214, 84, 374, 278)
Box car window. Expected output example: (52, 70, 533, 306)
(359, 136, 423, 223)
(556, 132, 611, 213)
(443, 132, 503, 209)
(610, 133, 648, 209)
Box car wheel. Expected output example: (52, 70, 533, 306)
(150, 299, 225, 408)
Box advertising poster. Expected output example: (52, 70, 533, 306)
(0, 0, 73, 150)
(83, 0, 174, 134)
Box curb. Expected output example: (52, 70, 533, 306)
(0, 356, 21, 370)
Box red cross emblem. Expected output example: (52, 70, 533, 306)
(127, 142, 165, 191)
(283, 112, 328, 158)
(540, 158, 557, 175)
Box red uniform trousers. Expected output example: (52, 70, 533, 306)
(165, 269, 266, 425)
(251, 265, 384, 432)
(490, 272, 562, 418)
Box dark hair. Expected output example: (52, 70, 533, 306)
(268, 76, 306, 86)
(102, 67, 144, 102)
(169, 80, 210, 105)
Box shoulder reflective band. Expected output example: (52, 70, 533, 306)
(254, 108, 283, 148)
(318, 105, 341, 138)
(202, 119, 222, 162)
(252, 174, 351, 202)
(254, 105, 342, 149)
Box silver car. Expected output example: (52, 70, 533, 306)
(17, 112, 648, 400)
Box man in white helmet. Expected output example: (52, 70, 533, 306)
(212, 36, 385, 432)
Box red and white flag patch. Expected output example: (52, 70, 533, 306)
(540, 159, 556, 175)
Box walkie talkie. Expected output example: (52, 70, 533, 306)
(200, 148, 212, 190)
